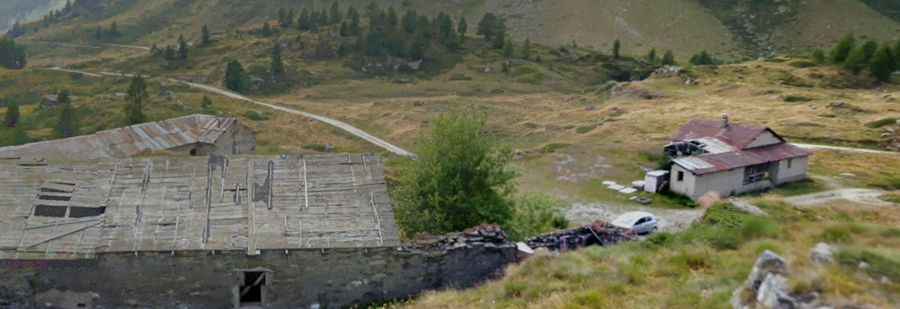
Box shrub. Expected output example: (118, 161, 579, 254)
(820, 225, 853, 243)
(393, 112, 517, 235)
(783, 95, 813, 102)
(865, 117, 897, 128)
(788, 60, 816, 68)
(505, 194, 569, 241)
(645, 232, 675, 248)
(245, 110, 270, 121)
(575, 125, 595, 134)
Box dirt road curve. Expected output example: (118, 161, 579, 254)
(793, 143, 898, 155)
(784, 189, 893, 207)
(43, 67, 416, 158)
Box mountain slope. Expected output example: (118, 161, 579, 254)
(0, 0, 67, 32)
(15, 0, 900, 60)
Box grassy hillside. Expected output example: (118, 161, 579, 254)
(0, 0, 66, 32)
(13, 0, 900, 61)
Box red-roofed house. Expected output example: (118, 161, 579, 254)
(664, 115, 812, 200)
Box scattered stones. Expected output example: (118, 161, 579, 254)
(649, 65, 684, 79)
(610, 82, 663, 100)
(731, 250, 791, 309)
(810, 242, 835, 264)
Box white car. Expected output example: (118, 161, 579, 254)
(611, 211, 658, 235)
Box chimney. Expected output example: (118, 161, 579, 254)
(721, 113, 730, 128)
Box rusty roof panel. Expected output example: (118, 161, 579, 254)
(0, 115, 241, 161)
(675, 143, 811, 175)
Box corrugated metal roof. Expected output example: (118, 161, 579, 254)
(674, 120, 772, 150)
(0, 115, 241, 161)
(675, 143, 811, 175)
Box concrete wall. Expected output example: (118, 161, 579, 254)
(671, 165, 774, 200)
(772, 156, 809, 185)
(0, 245, 517, 309)
(670, 165, 696, 198)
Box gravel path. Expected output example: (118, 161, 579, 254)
(784, 188, 893, 207)
(793, 143, 898, 156)
(565, 203, 705, 233)
(42, 67, 416, 158)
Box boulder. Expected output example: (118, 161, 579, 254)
(731, 250, 790, 309)
(810, 243, 835, 264)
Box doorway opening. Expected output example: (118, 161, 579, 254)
(239, 271, 266, 306)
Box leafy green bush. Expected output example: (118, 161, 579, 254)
(865, 117, 898, 128)
(505, 194, 569, 241)
(393, 112, 517, 235)
(245, 110, 270, 121)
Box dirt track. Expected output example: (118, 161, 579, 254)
(43, 67, 416, 158)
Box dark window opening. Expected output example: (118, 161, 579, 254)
(240, 271, 266, 305)
(190, 149, 198, 156)
(743, 163, 771, 185)
(40, 188, 70, 193)
(37, 194, 72, 201)
(34, 205, 67, 217)
(677, 171, 684, 182)
(69, 207, 106, 218)
(787, 159, 793, 169)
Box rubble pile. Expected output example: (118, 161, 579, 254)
(413, 224, 513, 252)
(526, 221, 636, 252)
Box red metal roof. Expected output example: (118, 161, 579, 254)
(673, 142, 812, 175)
(671, 119, 812, 175)
(673, 119, 774, 150)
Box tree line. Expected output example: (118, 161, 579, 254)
(0, 37, 27, 69)
(818, 34, 898, 82)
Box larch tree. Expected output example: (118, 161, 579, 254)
(125, 75, 148, 125)
(4, 101, 19, 128)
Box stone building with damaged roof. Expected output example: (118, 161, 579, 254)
(664, 116, 812, 200)
(0, 114, 256, 162)
(0, 153, 520, 308)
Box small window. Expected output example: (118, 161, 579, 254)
(190, 149, 198, 156)
(34, 205, 67, 217)
(787, 158, 793, 169)
(677, 171, 684, 182)
(69, 207, 106, 218)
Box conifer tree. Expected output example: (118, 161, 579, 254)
(894, 40, 900, 67)
(177, 35, 189, 60)
(349, 7, 361, 35)
(125, 75, 147, 125)
(403, 10, 418, 34)
(224, 60, 247, 93)
(831, 34, 856, 64)
(812, 49, 826, 64)
(299, 9, 311, 31)
(330, 2, 342, 25)
(5, 101, 19, 128)
(646, 48, 657, 64)
(278, 8, 287, 26)
(477, 13, 498, 43)
(95, 26, 103, 41)
(55, 91, 77, 138)
(522, 38, 532, 60)
(201, 25, 211, 46)
(662, 50, 676, 65)
(285, 9, 295, 28)
(860, 40, 879, 63)
(869, 45, 895, 82)
(109, 21, 119, 37)
(271, 42, 285, 80)
(843, 45, 869, 74)
(261, 22, 273, 37)
(612, 39, 621, 59)
(492, 18, 507, 49)
(0, 37, 27, 69)
(387, 7, 399, 30)
(503, 38, 514, 59)
(340, 21, 350, 37)
(458, 17, 468, 44)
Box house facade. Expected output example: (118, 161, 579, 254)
(665, 116, 811, 200)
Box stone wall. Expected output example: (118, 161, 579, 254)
(1, 244, 517, 309)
